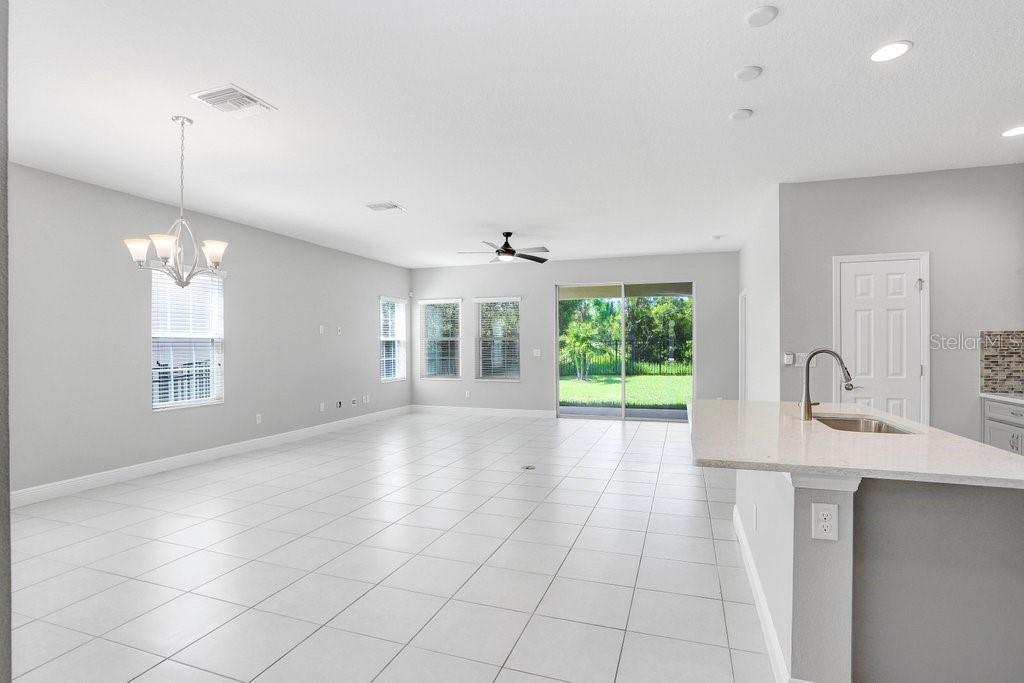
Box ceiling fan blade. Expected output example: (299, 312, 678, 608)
(515, 252, 548, 264)
(517, 246, 549, 253)
(457, 251, 494, 254)
(482, 241, 499, 249)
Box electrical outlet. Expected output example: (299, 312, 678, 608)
(465, 390, 471, 398)
(318, 324, 325, 335)
(811, 502, 838, 541)
(255, 413, 262, 425)
(319, 402, 325, 413)
(362, 395, 370, 404)
(336, 401, 344, 409)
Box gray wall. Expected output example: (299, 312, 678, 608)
(739, 187, 781, 402)
(410, 252, 740, 410)
(780, 164, 1024, 437)
(9, 165, 412, 490)
(853, 478, 1024, 682)
(1, 0, 13, 675)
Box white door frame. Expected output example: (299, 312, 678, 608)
(831, 252, 930, 422)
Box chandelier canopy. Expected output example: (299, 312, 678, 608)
(123, 115, 228, 288)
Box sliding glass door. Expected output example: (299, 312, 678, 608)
(557, 284, 623, 418)
(556, 282, 692, 421)
(624, 283, 692, 420)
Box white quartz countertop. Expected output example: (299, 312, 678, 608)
(691, 400, 1024, 490)
(979, 393, 1024, 407)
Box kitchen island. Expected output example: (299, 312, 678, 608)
(691, 400, 1024, 683)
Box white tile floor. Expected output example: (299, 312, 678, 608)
(10, 412, 772, 682)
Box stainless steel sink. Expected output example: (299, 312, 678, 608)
(814, 415, 913, 434)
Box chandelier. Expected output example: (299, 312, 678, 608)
(123, 115, 228, 288)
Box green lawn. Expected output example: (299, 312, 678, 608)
(559, 374, 692, 409)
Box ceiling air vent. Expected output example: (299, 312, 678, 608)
(190, 84, 276, 118)
(366, 202, 404, 212)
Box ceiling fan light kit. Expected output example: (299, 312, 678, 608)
(122, 115, 229, 288)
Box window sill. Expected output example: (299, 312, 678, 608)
(476, 378, 521, 383)
(419, 376, 462, 381)
(380, 377, 407, 384)
(153, 398, 224, 412)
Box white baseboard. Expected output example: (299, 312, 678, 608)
(11, 405, 413, 508)
(410, 404, 556, 419)
(734, 505, 793, 683)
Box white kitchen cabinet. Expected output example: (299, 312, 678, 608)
(981, 396, 1024, 454)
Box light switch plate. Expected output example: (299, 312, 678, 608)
(811, 502, 838, 541)
(783, 352, 795, 366)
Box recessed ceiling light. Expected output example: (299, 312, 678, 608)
(870, 41, 913, 62)
(746, 6, 778, 28)
(735, 66, 764, 82)
(366, 202, 404, 212)
(730, 109, 754, 121)
(1002, 126, 1024, 138)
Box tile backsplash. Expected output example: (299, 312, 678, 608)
(981, 330, 1024, 394)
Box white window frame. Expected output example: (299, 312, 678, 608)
(150, 271, 225, 411)
(379, 296, 408, 383)
(418, 298, 463, 380)
(475, 296, 522, 382)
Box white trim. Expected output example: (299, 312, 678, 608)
(473, 296, 522, 303)
(11, 406, 413, 508)
(416, 297, 462, 305)
(788, 472, 863, 492)
(734, 505, 792, 683)
(410, 404, 555, 419)
(831, 251, 930, 422)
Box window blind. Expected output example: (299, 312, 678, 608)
(478, 298, 521, 380)
(420, 300, 461, 378)
(379, 297, 407, 381)
(151, 271, 224, 409)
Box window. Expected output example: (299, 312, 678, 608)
(151, 271, 224, 409)
(379, 297, 407, 382)
(478, 298, 521, 380)
(420, 299, 461, 378)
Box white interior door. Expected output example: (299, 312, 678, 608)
(836, 255, 927, 420)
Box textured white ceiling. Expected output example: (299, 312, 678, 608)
(10, 0, 1024, 267)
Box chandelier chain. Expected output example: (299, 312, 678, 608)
(178, 118, 186, 220)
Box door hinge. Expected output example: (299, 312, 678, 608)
(920, 364, 926, 377)
(916, 278, 925, 291)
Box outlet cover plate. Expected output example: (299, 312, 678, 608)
(811, 502, 838, 541)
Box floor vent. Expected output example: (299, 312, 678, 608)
(190, 84, 276, 118)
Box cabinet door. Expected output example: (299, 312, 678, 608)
(984, 419, 1024, 454)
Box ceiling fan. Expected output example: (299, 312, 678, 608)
(458, 231, 550, 263)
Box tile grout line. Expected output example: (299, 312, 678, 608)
(611, 422, 666, 681)
(495, 419, 644, 679)
(366, 416, 603, 682)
